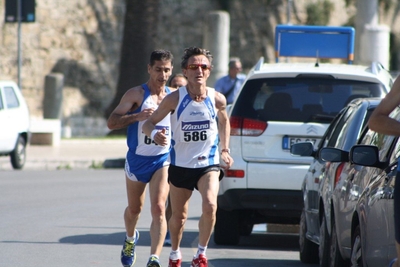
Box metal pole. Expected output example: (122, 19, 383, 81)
(287, 0, 292, 25)
(17, 0, 22, 89)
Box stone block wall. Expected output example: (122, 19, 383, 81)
(0, 0, 124, 120)
(0, 0, 398, 137)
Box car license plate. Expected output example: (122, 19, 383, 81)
(282, 135, 319, 150)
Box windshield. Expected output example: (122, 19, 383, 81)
(231, 77, 384, 123)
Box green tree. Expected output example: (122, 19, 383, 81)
(105, 0, 160, 126)
(305, 0, 334, 25)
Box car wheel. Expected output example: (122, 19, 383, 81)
(319, 215, 330, 267)
(239, 219, 253, 236)
(10, 135, 26, 170)
(299, 209, 319, 263)
(330, 218, 349, 267)
(214, 207, 240, 245)
(350, 225, 364, 267)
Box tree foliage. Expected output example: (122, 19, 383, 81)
(305, 0, 334, 25)
(105, 0, 160, 123)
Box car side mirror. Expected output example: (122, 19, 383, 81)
(349, 145, 382, 167)
(320, 147, 349, 162)
(290, 142, 315, 157)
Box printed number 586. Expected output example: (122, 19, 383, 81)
(184, 131, 207, 142)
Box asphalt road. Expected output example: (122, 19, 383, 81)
(0, 170, 317, 267)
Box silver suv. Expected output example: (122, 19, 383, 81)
(213, 25, 393, 246)
(0, 81, 30, 169)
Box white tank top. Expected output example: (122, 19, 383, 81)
(170, 86, 220, 168)
(127, 84, 171, 156)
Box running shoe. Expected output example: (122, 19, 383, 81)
(191, 254, 208, 267)
(389, 258, 397, 267)
(168, 258, 182, 267)
(146, 256, 161, 267)
(120, 229, 140, 267)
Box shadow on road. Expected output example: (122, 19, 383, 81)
(59, 230, 300, 251)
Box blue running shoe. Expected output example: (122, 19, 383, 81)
(389, 258, 397, 267)
(164, 231, 171, 246)
(146, 255, 161, 267)
(120, 229, 140, 267)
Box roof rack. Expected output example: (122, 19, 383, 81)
(369, 61, 384, 75)
(275, 25, 355, 64)
(254, 57, 264, 71)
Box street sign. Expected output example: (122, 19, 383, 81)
(5, 0, 35, 23)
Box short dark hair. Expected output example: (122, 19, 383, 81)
(149, 49, 174, 66)
(228, 57, 241, 68)
(181, 47, 213, 69)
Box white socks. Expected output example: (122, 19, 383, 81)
(169, 244, 206, 260)
(196, 244, 207, 257)
(169, 249, 182, 260)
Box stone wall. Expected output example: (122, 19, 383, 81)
(0, 0, 399, 136)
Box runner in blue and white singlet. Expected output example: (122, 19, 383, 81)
(169, 86, 219, 168)
(125, 83, 171, 183)
(107, 49, 174, 267)
(142, 47, 234, 266)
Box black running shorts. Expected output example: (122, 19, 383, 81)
(168, 164, 224, 191)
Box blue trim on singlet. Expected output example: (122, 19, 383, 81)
(126, 84, 150, 149)
(208, 134, 219, 165)
(170, 138, 176, 165)
(177, 94, 192, 121)
(204, 96, 216, 120)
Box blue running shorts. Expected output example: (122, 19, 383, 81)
(125, 151, 169, 183)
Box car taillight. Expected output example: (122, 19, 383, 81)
(230, 116, 243, 136)
(334, 162, 345, 187)
(225, 169, 245, 178)
(230, 116, 267, 136)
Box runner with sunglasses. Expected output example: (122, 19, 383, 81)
(143, 46, 234, 267)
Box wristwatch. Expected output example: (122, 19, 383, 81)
(221, 148, 230, 154)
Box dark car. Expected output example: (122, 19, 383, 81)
(291, 98, 382, 266)
(319, 105, 400, 266)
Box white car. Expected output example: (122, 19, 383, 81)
(213, 25, 394, 246)
(0, 81, 30, 169)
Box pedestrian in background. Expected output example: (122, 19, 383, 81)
(368, 75, 400, 267)
(143, 46, 234, 267)
(107, 49, 174, 267)
(214, 57, 246, 105)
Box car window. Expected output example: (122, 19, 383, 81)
(4, 86, 20, 109)
(232, 77, 384, 123)
(390, 138, 400, 163)
(317, 107, 347, 150)
(334, 105, 375, 150)
(388, 107, 400, 162)
(327, 105, 355, 147)
(368, 133, 395, 162)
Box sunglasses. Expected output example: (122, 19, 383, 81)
(186, 64, 212, 70)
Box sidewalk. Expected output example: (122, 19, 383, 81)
(0, 139, 127, 171)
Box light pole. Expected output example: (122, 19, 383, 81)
(17, 0, 22, 89)
(287, 0, 292, 25)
